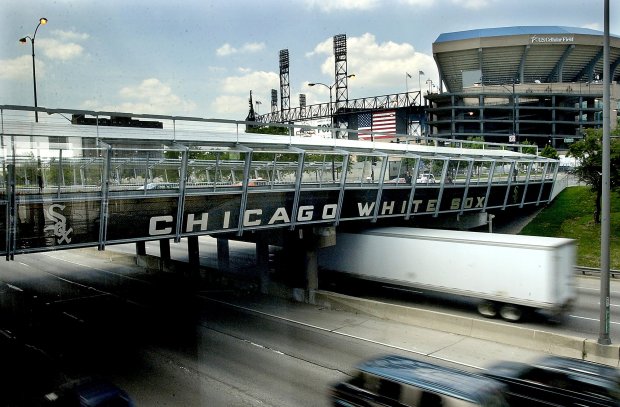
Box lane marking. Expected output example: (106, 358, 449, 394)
(569, 314, 620, 325)
(200, 295, 486, 371)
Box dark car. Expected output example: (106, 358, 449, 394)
(43, 378, 134, 407)
(330, 354, 509, 406)
(483, 355, 620, 406)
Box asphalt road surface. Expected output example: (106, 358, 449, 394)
(0, 248, 492, 406)
(1, 240, 618, 405)
(108, 236, 620, 341)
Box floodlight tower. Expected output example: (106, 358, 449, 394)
(279, 49, 290, 120)
(333, 34, 350, 112)
(271, 89, 278, 113)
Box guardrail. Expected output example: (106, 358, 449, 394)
(576, 266, 620, 278)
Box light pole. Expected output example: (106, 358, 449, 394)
(20, 17, 48, 122)
(308, 74, 355, 138)
(512, 79, 516, 142)
(499, 79, 517, 142)
(425, 79, 434, 95)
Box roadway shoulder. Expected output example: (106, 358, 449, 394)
(314, 290, 620, 367)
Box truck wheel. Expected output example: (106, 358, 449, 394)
(499, 304, 523, 322)
(477, 301, 497, 318)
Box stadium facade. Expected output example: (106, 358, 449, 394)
(426, 26, 620, 148)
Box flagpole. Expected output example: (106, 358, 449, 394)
(405, 73, 409, 93)
(418, 70, 425, 105)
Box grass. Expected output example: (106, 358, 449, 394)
(520, 186, 620, 269)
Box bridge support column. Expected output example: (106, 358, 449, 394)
(302, 226, 336, 305)
(304, 249, 318, 304)
(160, 239, 171, 261)
(217, 238, 230, 272)
(136, 241, 146, 256)
(256, 240, 269, 294)
(188, 236, 200, 272)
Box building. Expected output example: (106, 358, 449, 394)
(426, 26, 620, 148)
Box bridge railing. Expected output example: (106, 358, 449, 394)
(0, 105, 555, 193)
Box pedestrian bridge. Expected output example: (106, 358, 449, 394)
(1, 106, 557, 260)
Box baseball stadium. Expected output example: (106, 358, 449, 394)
(426, 26, 620, 148)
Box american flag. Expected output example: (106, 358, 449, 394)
(358, 110, 396, 140)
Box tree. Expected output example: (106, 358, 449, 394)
(567, 127, 620, 223)
(520, 139, 538, 155)
(246, 125, 289, 135)
(540, 144, 559, 160)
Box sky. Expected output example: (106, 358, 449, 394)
(1, 0, 617, 121)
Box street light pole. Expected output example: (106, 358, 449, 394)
(499, 80, 517, 142)
(309, 74, 355, 139)
(599, 0, 611, 346)
(20, 17, 48, 123)
(512, 79, 516, 142)
(308, 82, 334, 137)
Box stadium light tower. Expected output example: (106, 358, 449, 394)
(19, 17, 48, 122)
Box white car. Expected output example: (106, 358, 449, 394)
(416, 174, 436, 183)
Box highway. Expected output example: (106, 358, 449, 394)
(0, 247, 529, 406)
(107, 236, 620, 341)
(1, 239, 618, 405)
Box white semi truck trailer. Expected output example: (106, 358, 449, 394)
(317, 227, 576, 322)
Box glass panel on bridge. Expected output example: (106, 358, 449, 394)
(492, 160, 516, 183)
(185, 148, 248, 191)
(246, 150, 300, 189)
(470, 158, 495, 184)
(446, 158, 472, 184)
(417, 158, 443, 185)
(346, 154, 383, 185)
(122, 147, 182, 194)
(301, 152, 346, 187)
(385, 155, 419, 185)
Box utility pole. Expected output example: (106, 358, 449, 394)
(599, 0, 611, 345)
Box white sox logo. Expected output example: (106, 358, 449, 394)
(44, 204, 73, 244)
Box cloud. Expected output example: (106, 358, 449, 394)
(216, 42, 266, 56)
(33, 30, 89, 61)
(38, 39, 84, 61)
(0, 55, 42, 80)
(400, 0, 436, 5)
(210, 70, 279, 118)
(82, 78, 196, 115)
(210, 94, 249, 117)
(450, 0, 493, 10)
(307, 33, 437, 97)
(51, 30, 90, 41)
(304, 0, 379, 12)
(216, 43, 236, 56)
(220, 70, 279, 94)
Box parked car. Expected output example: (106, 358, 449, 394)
(330, 354, 509, 406)
(386, 177, 407, 184)
(483, 355, 620, 406)
(137, 182, 178, 190)
(416, 173, 436, 184)
(233, 177, 267, 187)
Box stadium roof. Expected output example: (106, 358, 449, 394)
(435, 26, 609, 43)
(433, 26, 620, 93)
